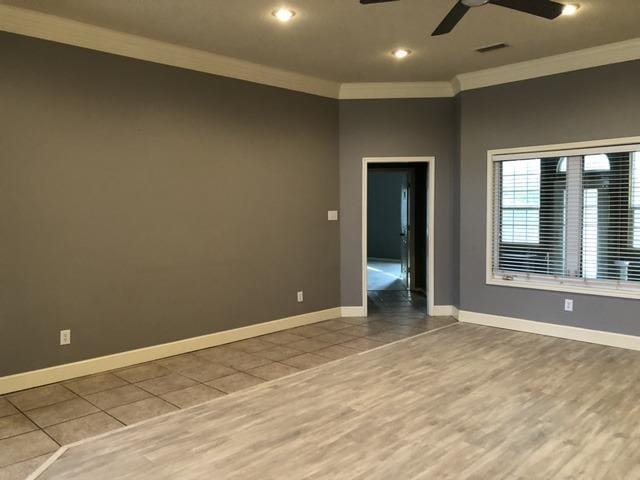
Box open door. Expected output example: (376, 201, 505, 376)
(399, 175, 410, 289)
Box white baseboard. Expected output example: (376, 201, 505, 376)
(459, 310, 640, 351)
(0, 307, 342, 395)
(431, 305, 459, 318)
(341, 306, 366, 317)
(341, 305, 458, 318)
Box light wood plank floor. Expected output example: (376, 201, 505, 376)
(36, 323, 640, 479)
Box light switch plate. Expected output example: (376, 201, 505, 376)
(328, 210, 339, 221)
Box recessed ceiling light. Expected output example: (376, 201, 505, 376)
(561, 4, 579, 16)
(272, 8, 296, 22)
(392, 48, 411, 60)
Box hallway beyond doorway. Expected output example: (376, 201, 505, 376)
(367, 259, 405, 291)
(361, 156, 435, 317)
(368, 290, 428, 318)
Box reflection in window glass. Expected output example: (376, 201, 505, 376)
(583, 189, 598, 279)
(501, 159, 540, 244)
(633, 152, 640, 248)
(557, 154, 611, 173)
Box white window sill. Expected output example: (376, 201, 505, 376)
(486, 276, 640, 301)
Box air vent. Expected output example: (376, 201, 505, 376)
(475, 42, 509, 53)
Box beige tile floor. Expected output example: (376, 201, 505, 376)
(0, 292, 451, 479)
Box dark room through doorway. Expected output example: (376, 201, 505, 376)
(366, 163, 428, 315)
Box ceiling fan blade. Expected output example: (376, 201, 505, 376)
(360, 0, 399, 4)
(489, 0, 564, 19)
(432, 2, 470, 36)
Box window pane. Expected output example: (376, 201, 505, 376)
(501, 159, 540, 245)
(582, 189, 598, 279)
(502, 159, 540, 208)
(584, 154, 611, 171)
(501, 209, 514, 243)
(557, 155, 611, 173)
(633, 152, 640, 249)
(501, 209, 539, 244)
(632, 152, 640, 209)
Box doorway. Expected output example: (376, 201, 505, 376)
(362, 157, 435, 317)
(367, 168, 414, 291)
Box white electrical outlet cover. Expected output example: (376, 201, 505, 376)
(564, 299, 574, 312)
(297, 291, 304, 302)
(328, 210, 339, 221)
(60, 329, 71, 345)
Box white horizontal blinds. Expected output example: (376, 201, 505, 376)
(564, 156, 582, 278)
(495, 157, 566, 276)
(632, 152, 640, 249)
(491, 146, 640, 291)
(500, 159, 540, 244)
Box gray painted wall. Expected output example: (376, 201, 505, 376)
(459, 59, 640, 336)
(367, 171, 405, 260)
(339, 99, 458, 307)
(4, 31, 639, 377)
(0, 33, 340, 376)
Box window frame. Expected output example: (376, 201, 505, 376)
(486, 137, 640, 300)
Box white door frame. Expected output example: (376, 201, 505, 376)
(362, 156, 435, 316)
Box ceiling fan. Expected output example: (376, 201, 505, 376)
(360, 0, 565, 36)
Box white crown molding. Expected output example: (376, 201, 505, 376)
(340, 38, 640, 98)
(0, 4, 340, 99)
(339, 82, 455, 100)
(454, 37, 640, 92)
(1, 5, 639, 100)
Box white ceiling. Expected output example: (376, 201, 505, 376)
(2, 0, 639, 83)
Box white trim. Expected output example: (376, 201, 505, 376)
(459, 310, 640, 351)
(367, 257, 401, 262)
(339, 82, 454, 100)
(1, 5, 638, 100)
(492, 141, 640, 160)
(486, 277, 640, 300)
(0, 307, 341, 395)
(26, 447, 68, 480)
(487, 136, 640, 159)
(431, 305, 459, 318)
(341, 306, 367, 317)
(485, 135, 640, 300)
(361, 156, 436, 317)
(455, 38, 640, 93)
(0, 5, 340, 99)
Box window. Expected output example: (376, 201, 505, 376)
(500, 159, 540, 244)
(632, 152, 640, 248)
(582, 189, 598, 279)
(557, 154, 611, 173)
(488, 141, 640, 298)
